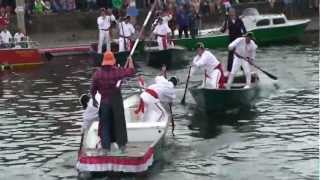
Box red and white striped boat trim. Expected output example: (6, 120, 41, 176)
(76, 147, 154, 173)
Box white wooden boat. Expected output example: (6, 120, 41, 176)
(76, 94, 170, 174)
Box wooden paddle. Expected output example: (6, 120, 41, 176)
(234, 52, 278, 80)
(169, 103, 175, 136)
(128, 0, 157, 58)
(181, 65, 192, 105)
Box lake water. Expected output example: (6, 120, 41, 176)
(0, 43, 318, 180)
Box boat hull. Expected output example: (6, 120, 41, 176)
(189, 74, 260, 112)
(77, 95, 170, 174)
(0, 48, 42, 70)
(174, 21, 309, 49)
(145, 47, 187, 68)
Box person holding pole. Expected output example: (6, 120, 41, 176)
(190, 42, 225, 89)
(97, 8, 117, 53)
(118, 16, 135, 52)
(90, 51, 135, 154)
(225, 32, 257, 89)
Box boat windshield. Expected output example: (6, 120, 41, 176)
(241, 8, 260, 16)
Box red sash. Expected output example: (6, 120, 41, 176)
(134, 89, 159, 114)
(161, 36, 168, 49)
(205, 63, 225, 89)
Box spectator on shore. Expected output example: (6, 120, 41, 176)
(87, 0, 97, 11)
(191, 0, 201, 13)
(200, 0, 210, 16)
(51, 0, 62, 12)
(222, 0, 231, 14)
(44, 0, 52, 14)
(189, 6, 200, 39)
(176, 5, 189, 38)
(33, 0, 47, 15)
(14, 29, 26, 43)
(67, 0, 76, 11)
(0, 6, 9, 29)
(0, 27, 12, 48)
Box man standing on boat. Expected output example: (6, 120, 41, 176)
(153, 18, 172, 50)
(225, 32, 257, 89)
(97, 8, 117, 53)
(118, 16, 135, 52)
(90, 51, 135, 153)
(220, 8, 246, 72)
(191, 42, 225, 89)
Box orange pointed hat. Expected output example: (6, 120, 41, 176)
(102, 51, 116, 66)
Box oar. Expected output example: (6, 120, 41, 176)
(169, 103, 175, 136)
(234, 52, 278, 80)
(181, 65, 192, 105)
(128, 0, 157, 58)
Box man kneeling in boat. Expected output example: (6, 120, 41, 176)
(191, 42, 225, 89)
(225, 32, 257, 89)
(135, 68, 177, 122)
(153, 17, 172, 50)
(90, 51, 135, 154)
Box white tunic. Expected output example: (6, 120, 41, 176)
(153, 23, 171, 36)
(228, 37, 257, 60)
(139, 76, 176, 122)
(1, 30, 12, 44)
(191, 50, 220, 75)
(97, 15, 116, 30)
(14, 32, 25, 42)
(153, 23, 171, 50)
(191, 50, 222, 89)
(118, 22, 135, 37)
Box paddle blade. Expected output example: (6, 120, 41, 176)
(263, 70, 278, 80)
(180, 97, 186, 105)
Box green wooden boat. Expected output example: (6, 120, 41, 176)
(90, 42, 142, 67)
(174, 8, 310, 50)
(189, 73, 260, 112)
(145, 45, 188, 69)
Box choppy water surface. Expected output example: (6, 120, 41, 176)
(0, 44, 318, 180)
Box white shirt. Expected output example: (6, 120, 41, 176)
(228, 37, 258, 60)
(14, 32, 25, 42)
(119, 22, 135, 37)
(97, 15, 116, 30)
(153, 23, 171, 36)
(162, 14, 172, 25)
(191, 50, 220, 75)
(148, 76, 176, 103)
(1, 30, 12, 44)
(82, 93, 101, 130)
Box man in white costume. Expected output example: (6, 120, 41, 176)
(191, 42, 225, 89)
(97, 8, 117, 53)
(152, 18, 172, 50)
(118, 16, 135, 52)
(80, 93, 101, 132)
(135, 74, 177, 122)
(0, 28, 12, 47)
(226, 32, 257, 89)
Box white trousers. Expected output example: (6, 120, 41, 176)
(227, 57, 251, 88)
(118, 37, 130, 52)
(202, 69, 221, 89)
(156, 37, 169, 50)
(98, 30, 111, 53)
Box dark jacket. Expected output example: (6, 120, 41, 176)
(221, 17, 247, 41)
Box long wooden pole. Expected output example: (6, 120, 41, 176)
(129, 0, 157, 58)
(15, 0, 26, 34)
